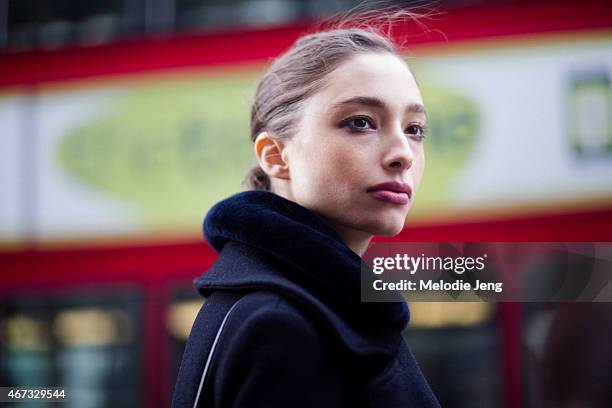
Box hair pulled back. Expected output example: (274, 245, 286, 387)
(243, 6, 437, 190)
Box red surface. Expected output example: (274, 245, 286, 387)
(386, 206, 612, 242)
(1, 207, 610, 290)
(0, 0, 611, 87)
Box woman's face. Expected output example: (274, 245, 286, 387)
(283, 52, 427, 238)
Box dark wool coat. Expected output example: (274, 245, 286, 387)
(172, 191, 440, 408)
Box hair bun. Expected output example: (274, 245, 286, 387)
(243, 166, 271, 191)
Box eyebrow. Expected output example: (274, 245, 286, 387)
(331, 96, 428, 120)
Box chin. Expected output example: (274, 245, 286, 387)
(375, 224, 405, 237)
(359, 217, 405, 237)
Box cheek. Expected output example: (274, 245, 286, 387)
(316, 142, 371, 191)
(412, 150, 426, 191)
(292, 137, 371, 199)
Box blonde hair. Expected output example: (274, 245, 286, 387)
(243, 5, 439, 191)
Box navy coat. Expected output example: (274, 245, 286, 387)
(172, 191, 440, 407)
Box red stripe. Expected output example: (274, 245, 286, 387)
(379, 206, 612, 242)
(0, 0, 610, 87)
(1, 206, 611, 290)
(0, 241, 215, 290)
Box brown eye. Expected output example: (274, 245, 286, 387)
(405, 124, 426, 141)
(353, 118, 369, 128)
(340, 115, 376, 133)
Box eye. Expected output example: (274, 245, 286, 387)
(405, 123, 427, 141)
(340, 115, 376, 132)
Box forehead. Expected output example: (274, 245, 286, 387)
(315, 52, 423, 108)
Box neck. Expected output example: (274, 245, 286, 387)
(270, 182, 373, 256)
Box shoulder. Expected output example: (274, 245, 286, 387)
(209, 291, 346, 407)
(214, 291, 334, 370)
(220, 291, 322, 351)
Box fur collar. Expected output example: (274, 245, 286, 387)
(196, 190, 410, 357)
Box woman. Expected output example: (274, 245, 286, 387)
(172, 14, 440, 408)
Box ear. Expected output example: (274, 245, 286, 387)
(254, 131, 290, 180)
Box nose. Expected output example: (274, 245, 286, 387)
(382, 126, 415, 172)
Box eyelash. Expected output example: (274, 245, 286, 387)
(339, 115, 427, 141)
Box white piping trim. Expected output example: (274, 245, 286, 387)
(192, 299, 241, 408)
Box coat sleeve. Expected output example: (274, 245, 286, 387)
(210, 294, 345, 408)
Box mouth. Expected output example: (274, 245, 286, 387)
(366, 181, 412, 205)
(368, 190, 410, 205)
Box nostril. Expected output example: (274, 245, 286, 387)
(389, 159, 410, 170)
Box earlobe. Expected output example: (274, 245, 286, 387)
(254, 131, 290, 180)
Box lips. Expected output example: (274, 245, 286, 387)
(367, 181, 412, 205)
